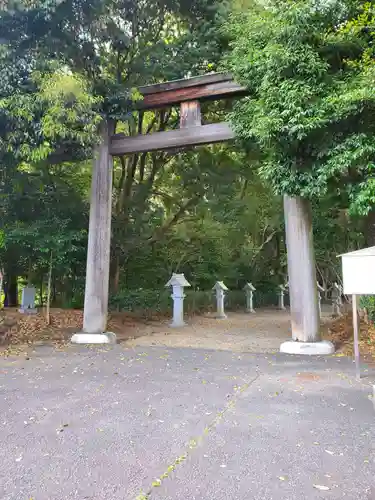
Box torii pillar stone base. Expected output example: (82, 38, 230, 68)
(71, 332, 117, 344)
(280, 340, 334, 355)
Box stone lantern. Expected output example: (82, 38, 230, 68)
(243, 282, 256, 313)
(213, 281, 228, 319)
(165, 273, 191, 327)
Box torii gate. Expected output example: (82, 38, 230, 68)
(71, 72, 330, 355)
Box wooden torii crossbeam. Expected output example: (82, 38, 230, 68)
(110, 73, 247, 155)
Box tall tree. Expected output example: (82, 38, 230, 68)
(0, 0, 231, 318)
(225, 0, 375, 342)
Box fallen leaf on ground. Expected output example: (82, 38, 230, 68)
(313, 485, 330, 491)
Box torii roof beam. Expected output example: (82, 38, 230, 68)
(136, 73, 247, 110)
(110, 73, 246, 156)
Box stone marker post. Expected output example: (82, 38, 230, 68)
(278, 284, 288, 310)
(165, 273, 191, 327)
(19, 287, 37, 314)
(317, 281, 325, 318)
(244, 282, 256, 313)
(332, 282, 343, 316)
(213, 281, 228, 319)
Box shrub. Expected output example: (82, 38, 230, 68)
(109, 289, 171, 317)
(109, 286, 285, 317)
(360, 295, 375, 323)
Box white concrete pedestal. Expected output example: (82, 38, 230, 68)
(280, 340, 335, 355)
(71, 332, 117, 344)
(19, 308, 38, 315)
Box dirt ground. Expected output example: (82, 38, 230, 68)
(123, 310, 297, 352)
(1, 306, 374, 360)
(3, 308, 296, 353)
(1, 306, 331, 353)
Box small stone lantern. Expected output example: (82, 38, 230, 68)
(332, 282, 343, 316)
(243, 282, 256, 313)
(213, 281, 228, 319)
(317, 281, 325, 318)
(165, 273, 191, 327)
(278, 283, 288, 310)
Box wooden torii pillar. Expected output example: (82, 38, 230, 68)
(71, 72, 325, 352)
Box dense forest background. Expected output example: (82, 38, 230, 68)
(0, 0, 372, 313)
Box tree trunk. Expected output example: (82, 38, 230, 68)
(0, 269, 3, 308)
(112, 254, 120, 294)
(364, 209, 375, 246)
(39, 278, 44, 307)
(46, 252, 53, 325)
(52, 279, 57, 304)
(82, 119, 114, 334)
(283, 196, 320, 342)
(4, 273, 18, 307)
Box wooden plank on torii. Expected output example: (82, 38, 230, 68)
(110, 123, 235, 155)
(137, 73, 247, 109)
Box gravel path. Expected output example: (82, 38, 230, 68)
(124, 309, 332, 353)
(0, 344, 374, 500)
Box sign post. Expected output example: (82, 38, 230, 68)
(352, 294, 361, 381)
(339, 246, 375, 380)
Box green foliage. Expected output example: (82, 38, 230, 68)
(109, 286, 285, 317)
(360, 295, 375, 322)
(110, 289, 172, 316)
(35, 70, 102, 143)
(0, 68, 101, 162)
(0, 0, 368, 313)
(109, 289, 214, 316)
(225, 0, 375, 214)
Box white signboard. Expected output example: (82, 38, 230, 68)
(340, 247, 375, 295)
(338, 246, 375, 381)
